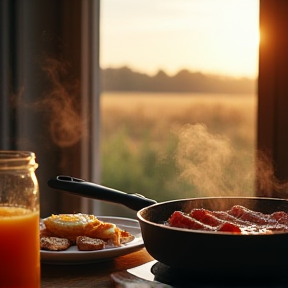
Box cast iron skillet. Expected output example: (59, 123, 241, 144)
(48, 175, 288, 278)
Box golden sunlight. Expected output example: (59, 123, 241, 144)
(101, 0, 259, 78)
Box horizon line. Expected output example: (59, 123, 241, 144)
(100, 65, 257, 80)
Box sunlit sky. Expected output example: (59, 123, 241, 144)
(100, 0, 259, 79)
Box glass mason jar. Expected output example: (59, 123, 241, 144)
(0, 151, 40, 288)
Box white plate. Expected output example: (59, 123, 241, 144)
(40, 216, 144, 265)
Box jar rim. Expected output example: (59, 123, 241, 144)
(0, 150, 35, 160)
(0, 150, 38, 170)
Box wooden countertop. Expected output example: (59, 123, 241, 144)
(41, 248, 154, 288)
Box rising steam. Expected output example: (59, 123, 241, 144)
(256, 151, 288, 197)
(40, 58, 86, 147)
(174, 124, 287, 197)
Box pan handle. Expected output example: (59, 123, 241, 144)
(47, 175, 157, 211)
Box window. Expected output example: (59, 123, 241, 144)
(99, 0, 260, 217)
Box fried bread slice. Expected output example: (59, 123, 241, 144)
(40, 237, 71, 251)
(76, 236, 105, 251)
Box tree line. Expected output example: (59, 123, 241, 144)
(101, 66, 256, 94)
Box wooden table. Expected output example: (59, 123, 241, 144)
(41, 248, 288, 288)
(41, 248, 154, 288)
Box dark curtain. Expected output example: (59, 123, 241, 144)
(0, 0, 100, 217)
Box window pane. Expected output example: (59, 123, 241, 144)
(100, 0, 259, 217)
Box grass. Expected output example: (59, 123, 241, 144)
(100, 92, 257, 217)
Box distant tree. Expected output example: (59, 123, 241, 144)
(101, 66, 256, 94)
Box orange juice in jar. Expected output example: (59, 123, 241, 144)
(0, 151, 40, 288)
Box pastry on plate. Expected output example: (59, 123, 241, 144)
(43, 213, 135, 247)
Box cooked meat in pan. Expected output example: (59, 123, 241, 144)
(167, 205, 288, 234)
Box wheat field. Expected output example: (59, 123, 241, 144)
(101, 92, 257, 149)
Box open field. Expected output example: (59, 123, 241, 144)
(100, 92, 257, 216)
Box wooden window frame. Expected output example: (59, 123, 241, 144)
(258, 0, 288, 197)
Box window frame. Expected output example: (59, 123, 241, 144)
(257, 0, 288, 197)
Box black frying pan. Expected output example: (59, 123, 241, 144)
(48, 175, 288, 278)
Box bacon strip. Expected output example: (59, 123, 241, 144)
(212, 211, 246, 223)
(227, 205, 288, 231)
(271, 211, 288, 224)
(190, 209, 223, 227)
(168, 211, 241, 233)
(168, 211, 214, 231)
(190, 209, 242, 233)
(217, 222, 241, 233)
(228, 205, 268, 225)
